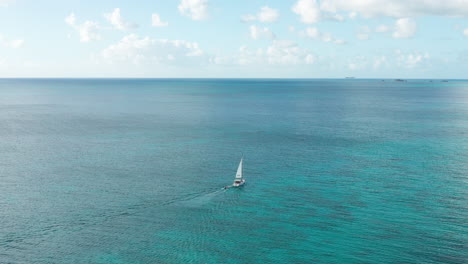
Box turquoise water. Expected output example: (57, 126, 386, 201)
(0, 79, 467, 263)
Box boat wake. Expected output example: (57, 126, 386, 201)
(176, 188, 226, 207)
(175, 157, 245, 207)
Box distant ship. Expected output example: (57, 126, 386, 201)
(345, 77, 355, 79)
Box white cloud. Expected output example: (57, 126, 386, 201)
(356, 33, 369, 40)
(392, 18, 416, 38)
(344, 50, 431, 72)
(258, 6, 279, 23)
(101, 34, 204, 65)
(250, 25, 275, 40)
(346, 56, 368, 71)
(265, 41, 307, 65)
(292, 0, 321, 24)
(302, 27, 344, 44)
(65, 12, 76, 25)
(326, 50, 432, 72)
(305, 54, 315, 64)
(242, 6, 279, 23)
(348, 62, 360, 70)
(320, 32, 333, 42)
(255, 40, 315, 65)
(320, 0, 468, 18)
(152, 13, 169, 27)
(178, 0, 208, 21)
(291, 0, 346, 23)
(104, 8, 138, 31)
(77, 22, 100, 42)
(65, 13, 100, 43)
(241, 14, 256, 22)
(360, 19, 416, 39)
(395, 49, 429, 68)
(213, 40, 315, 66)
(293, 0, 468, 26)
(324, 13, 345, 21)
(375, 24, 391, 33)
(373, 56, 388, 69)
(0, 34, 24, 48)
(464, 28, 468, 37)
(305, 27, 320, 38)
(334, 39, 346, 45)
(7, 39, 23, 48)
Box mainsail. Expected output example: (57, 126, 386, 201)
(235, 158, 243, 179)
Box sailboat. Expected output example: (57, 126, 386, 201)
(232, 157, 245, 187)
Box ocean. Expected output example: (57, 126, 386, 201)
(0, 79, 467, 263)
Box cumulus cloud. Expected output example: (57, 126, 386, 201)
(305, 54, 315, 64)
(334, 39, 346, 45)
(343, 50, 430, 72)
(302, 27, 345, 44)
(242, 6, 279, 23)
(152, 13, 169, 27)
(6, 39, 23, 48)
(320, 0, 468, 18)
(104, 8, 138, 31)
(101, 34, 204, 65)
(250, 25, 275, 40)
(464, 28, 468, 37)
(65, 13, 100, 43)
(244, 41, 315, 65)
(241, 14, 256, 22)
(323, 49, 433, 73)
(348, 62, 364, 70)
(291, 0, 468, 26)
(178, 0, 208, 21)
(292, 0, 321, 24)
(65, 12, 76, 25)
(212, 40, 315, 66)
(375, 24, 391, 33)
(347, 55, 393, 71)
(0, 34, 24, 48)
(373, 56, 389, 69)
(395, 49, 429, 68)
(356, 34, 368, 40)
(324, 13, 345, 21)
(258, 6, 280, 22)
(392, 18, 417, 38)
(304, 27, 320, 38)
(359, 18, 416, 40)
(292, 0, 348, 23)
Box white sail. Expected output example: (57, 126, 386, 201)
(235, 158, 243, 179)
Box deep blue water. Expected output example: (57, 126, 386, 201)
(0, 79, 467, 263)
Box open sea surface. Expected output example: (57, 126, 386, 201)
(0, 79, 467, 263)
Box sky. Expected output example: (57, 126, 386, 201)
(0, 0, 468, 78)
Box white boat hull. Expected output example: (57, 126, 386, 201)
(232, 179, 246, 187)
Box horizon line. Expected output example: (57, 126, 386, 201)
(0, 77, 466, 80)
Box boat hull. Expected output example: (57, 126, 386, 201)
(232, 179, 246, 187)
